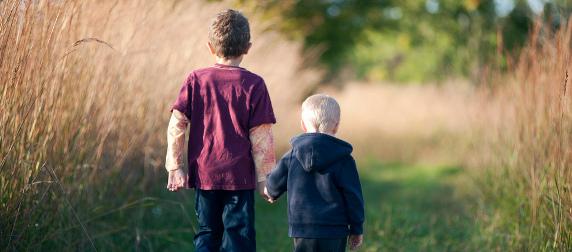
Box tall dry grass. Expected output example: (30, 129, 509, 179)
(314, 81, 479, 165)
(0, 0, 319, 249)
(471, 16, 572, 250)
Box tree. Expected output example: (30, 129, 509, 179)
(239, 0, 570, 83)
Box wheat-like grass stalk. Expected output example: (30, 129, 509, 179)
(473, 14, 572, 250)
(0, 0, 321, 249)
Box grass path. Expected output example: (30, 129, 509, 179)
(256, 160, 502, 251)
(356, 161, 485, 251)
(89, 160, 504, 251)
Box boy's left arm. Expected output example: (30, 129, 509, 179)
(249, 123, 276, 202)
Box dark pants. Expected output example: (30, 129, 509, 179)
(194, 189, 256, 252)
(293, 237, 347, 252)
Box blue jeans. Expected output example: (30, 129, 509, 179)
(194, 189, 256, 252)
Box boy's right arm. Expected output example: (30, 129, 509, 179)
(264, 150, 292, 201)
(166, 110, 189, 191)
(338, 157, 365, 237)
(249, 123, 276, 202)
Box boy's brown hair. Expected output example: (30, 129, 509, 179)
(208, 9, 251, 59)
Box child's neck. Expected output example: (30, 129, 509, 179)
(216, 55, 244, 67)
(305, 129, 336, 137)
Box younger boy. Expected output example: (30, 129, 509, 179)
(264, 94, 365, 251)
(165, 9, 276, 251)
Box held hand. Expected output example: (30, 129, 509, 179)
(258, 181, 276, 203)
(167, 169, 186, 191)
(348, 234, 363, 250)
(264, 186, 277, 203)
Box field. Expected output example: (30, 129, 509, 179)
(2, 0, 572, 251)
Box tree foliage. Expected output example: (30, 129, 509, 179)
(237, 0, 571, 83)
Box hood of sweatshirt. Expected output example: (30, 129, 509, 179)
(289, 133, 353, 173)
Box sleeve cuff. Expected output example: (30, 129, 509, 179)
(349, 223, 364, 235)
(166, 165, 184, 172)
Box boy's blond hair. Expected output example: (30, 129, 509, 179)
(208, 9, 250, 59)
(301, 94, 340, 133)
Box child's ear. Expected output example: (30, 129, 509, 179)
(332, 122, 339, 135)
(243, 43, 252, 55)
(206, 42, 216, 55)
(301, 120, 308, 132)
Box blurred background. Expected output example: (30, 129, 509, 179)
(2, 0, 572, 250)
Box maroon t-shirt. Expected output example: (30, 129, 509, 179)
(171, 64, 276, 190)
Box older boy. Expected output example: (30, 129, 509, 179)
(165, 9, 276, 251)
(264, 94, 365, 251)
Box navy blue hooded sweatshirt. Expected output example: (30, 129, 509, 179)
(265, 133, 365, 239)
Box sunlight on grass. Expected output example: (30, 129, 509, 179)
(357, 160, 504, 251)
(57, 159, 506, 251)
(252, 160, 508, 251)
